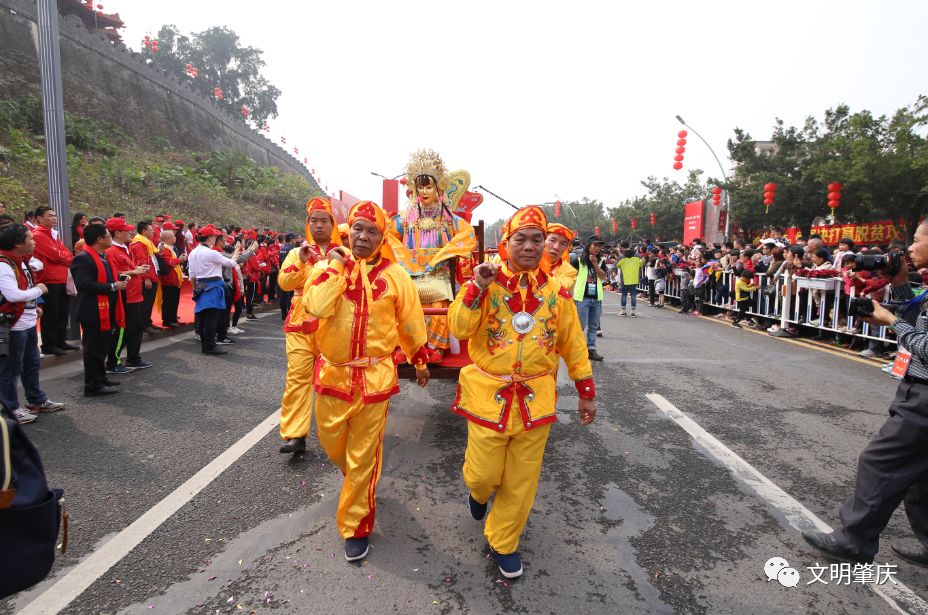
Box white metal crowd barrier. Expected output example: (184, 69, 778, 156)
(633, 267, 898, 346)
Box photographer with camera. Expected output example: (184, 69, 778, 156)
(0, 224, 65, 423)
(804, 225, 928, 566)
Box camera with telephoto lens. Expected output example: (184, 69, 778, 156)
(854, 252, 904, 276)
(0, 312, 15, 358)
(848, 297, 900, 320)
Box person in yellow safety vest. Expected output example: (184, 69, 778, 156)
(276, 197, 343, 455)
(303, 200, 431, 562)
(545, 223, 578, 290)
(448, 205, 597, 579)
(571, 235, 608, 361)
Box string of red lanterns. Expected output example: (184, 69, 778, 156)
(611, 219, 618, 234)
(673, 130, 687, 171)
(827, 182, 843, 210)
(213, 86, 224, 100)
(631, 217, 637, 231)
(554, 200, 561, 219)
(711, 186, 722, 207)
(650, 212, 656, 226)
(184, 63, 198, 79)
(763, 182, 777, 214)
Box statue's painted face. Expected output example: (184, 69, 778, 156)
(416, 175, 440, 207)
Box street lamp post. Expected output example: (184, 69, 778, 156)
(675, 115, 732, 240)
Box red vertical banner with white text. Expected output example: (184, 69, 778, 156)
(683, 200, 705, 244)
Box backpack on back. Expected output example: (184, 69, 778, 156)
(0, 406, 68, 599)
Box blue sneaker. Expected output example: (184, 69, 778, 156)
(469, 494, 487, 520)
(492, 549, 523, 579)
(345, 537, 369, 562)
(106, 365, 136, 374)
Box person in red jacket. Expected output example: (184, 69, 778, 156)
(105, 218, 150, 373)
(130, 221, 162, 333)
(255, 238, 271, 304)
(174, 220, 187, 256)
(32, 206, 76, 356)
(152, 215, 165, 244)
(266, 236, 280, 303)
(158, 230, 187, 327)
(242, 241, 261, 319)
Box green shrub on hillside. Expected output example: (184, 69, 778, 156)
(0, 96, 319, 230)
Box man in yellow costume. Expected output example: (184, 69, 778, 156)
(545, 223, 578, 289)
(448, 206, 597, 579)
(392, 149, 476, 363)
(303, 200, 431, 562)
(276, 197, 342, 455)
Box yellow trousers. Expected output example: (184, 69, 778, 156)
(423, 300, 450, 350)
(279, 333, 316, 440)
(315, 394, 389, 539)
(463, 411, 551, 554)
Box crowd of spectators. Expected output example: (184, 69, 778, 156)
(0, 204, 302, 423)
(568, 227, 914, 360)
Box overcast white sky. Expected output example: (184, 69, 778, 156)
(113, 0, 928, 225)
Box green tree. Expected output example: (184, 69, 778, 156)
(607, 171, 708, 242)
(726, 97, 928, 240)
(145, 25, 281, 126)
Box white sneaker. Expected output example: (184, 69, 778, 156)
(12, 407, 37, 424)
(228, 327, 243, 335)
(858, 349, 877, 358)
(767, 325, 780, 333)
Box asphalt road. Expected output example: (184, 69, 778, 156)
(3, 296, 928, 615)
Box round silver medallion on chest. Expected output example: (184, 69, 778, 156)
(511, 311, 535, 334)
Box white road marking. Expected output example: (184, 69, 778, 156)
(17, 409, 282, 615)
(645, 393, 928, 615)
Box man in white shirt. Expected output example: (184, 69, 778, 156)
(0, 224, 65, 424)
(188, 225, 255, 355)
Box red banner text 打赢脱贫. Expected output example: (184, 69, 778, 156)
(809, 220, 904, 246)
(683, 200, 705, 245)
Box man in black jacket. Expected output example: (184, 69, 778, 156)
(70, 225, 127, 396)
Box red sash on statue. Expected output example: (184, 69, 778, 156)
(84, 247, 125, 331)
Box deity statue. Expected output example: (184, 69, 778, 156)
(391, 149, 477, 363)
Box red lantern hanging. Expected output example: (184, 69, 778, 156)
(240, 105, 250, 119)
(399, 177, 407, 185)
(650, 212, 656, 226)
(595, 226, 600, 237)
(554, 200, 561, 218)
(213, 87, 224, 100)
(631, 218, 637, 230)
(762, 182, 777, 213)
(611, 219, 618, 233)
(711, 186, 723, 206)
(827, 181, 843, 209)
(673, 131, 687, 171)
